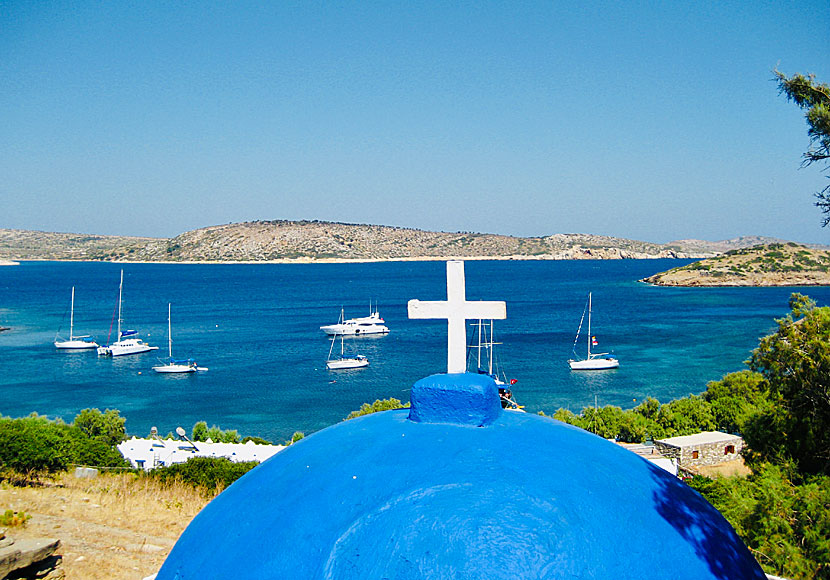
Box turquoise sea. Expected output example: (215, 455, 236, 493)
(1, 260, 827, 443)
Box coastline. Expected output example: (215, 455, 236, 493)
(3, 254, 692, 265)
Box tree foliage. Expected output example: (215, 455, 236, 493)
(73, 408, 127, 447)
(745, 293, 830, 476)
(775, 70, 830, 225)
(688, 464, 830, 579)
(0, 412, 129, 481)
(345, 398, 409, 420)
(148, 456, 258, 495)
(191, 421, 240, 443)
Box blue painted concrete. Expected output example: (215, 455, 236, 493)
(408, 372, 501, 426)
(157, 373, 766, 579)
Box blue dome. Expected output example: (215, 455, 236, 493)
(157, 373, 765, 579)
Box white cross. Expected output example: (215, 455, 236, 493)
(408, 260, 506, 374)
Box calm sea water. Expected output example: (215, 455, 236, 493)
(1, 260, 827, 443)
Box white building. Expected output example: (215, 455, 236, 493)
(118, 436, 285, 471)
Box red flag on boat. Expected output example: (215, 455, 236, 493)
(510, 378, 518, 385)
(591, 336, 598, 346)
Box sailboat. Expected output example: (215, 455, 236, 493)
(468, 319, 522, 410)
(54, 286, 99, 350)
(326, 333, 369, 370)
(97, 270, 159, 357)
(568, 292, 619, 370)
(153, 303, 207, 373)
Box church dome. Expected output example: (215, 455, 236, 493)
(156, 372, 766, 579)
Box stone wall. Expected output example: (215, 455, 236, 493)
(654, 436, 743, 468)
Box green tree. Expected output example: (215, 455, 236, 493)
(775, 70, 830, 225)
(688, 464, 830, 579)
(654, 395, 716, 436)
(703, 370, 768, 434)
(345, 398, 408, 420)
(192, 421, 208, 442)
(73, 408, 126, 447)
(284, 431, 305, 446)
(0, 415, 72, 480)
(746, 293, 830, 476)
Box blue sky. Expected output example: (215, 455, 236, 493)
(2, 2, 828, 243)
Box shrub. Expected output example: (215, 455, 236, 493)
(73, 408, 126, 447)
(0, 509, 31, 527)
(149, 457, 258, 493)
(345, 398, 408, 420)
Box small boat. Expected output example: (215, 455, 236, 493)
(326, 333, 369, 370)
(54, 286, 99, 350)
(97, 270, 159, 357)
(320, 304, 389, 336)
(468, 319, 523, 411)
(568, 292, 619, 370)
(153, 304, 207, 373)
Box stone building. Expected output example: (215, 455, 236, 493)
(654, 431, 744, 468)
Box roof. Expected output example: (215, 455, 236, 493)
(655, 431, 742, 448)
(117, 437, 285, 470)
(156, 373, 765, 580)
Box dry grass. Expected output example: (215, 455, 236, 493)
(697, 457, 753, 478)
(1, 472, 211, 579)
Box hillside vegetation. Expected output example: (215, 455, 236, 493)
(0, 222, 717, 262)
(0, 229, 158, 260)
(641, 243, 830, 286)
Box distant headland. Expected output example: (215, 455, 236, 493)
(0, 221, 820, 264)
(641, 243, 830, 287)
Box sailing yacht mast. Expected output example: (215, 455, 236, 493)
(117, 269, 124, 340)
(587, 292, 592, 358)
(68, 286, 76, 340)
(167, 303, 173, 359)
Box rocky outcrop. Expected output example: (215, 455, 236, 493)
(0, 529, 63, 579)
(642, 243, 830, 287)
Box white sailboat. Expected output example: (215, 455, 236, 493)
(568, 292, 619, 370)
(97, 270, 159, 357)
(54, 286, 99, 350)
(468, 319, 522, 410)
(326, 333, 369, 370)
(153, 303, 207, 373)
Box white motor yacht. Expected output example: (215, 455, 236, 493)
(320, 307, 389, 336)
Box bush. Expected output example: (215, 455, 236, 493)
(345, 398, 408, 420)
(73, 408, 126, 447)
(0, 415, 73, 480)
(0, 509, 31, 527)
(191, 421, 241, 443)
(149, 457, 258, 493)
(688, 464, 830, 579)
(0, 412, 130, 482)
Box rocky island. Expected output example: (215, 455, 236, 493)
(641, 243, 830, 287)
(0, 222, 795, 263)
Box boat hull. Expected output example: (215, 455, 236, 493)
(320, 324, 389, 336)
(568, 358, 619, 370)
(99, 339, 159, 357)
(153, 364, 196, 373)
(326, 358, 369, 370)
(55, 340, 99, 350)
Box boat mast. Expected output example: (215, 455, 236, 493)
(167, 303, 173, 359)
(117, 270, 123, 340)
(477, 319, 483, 370)
(69, 286, 76, 340)
(488, 320, 494, 376)
(587, 292, 592, 358)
